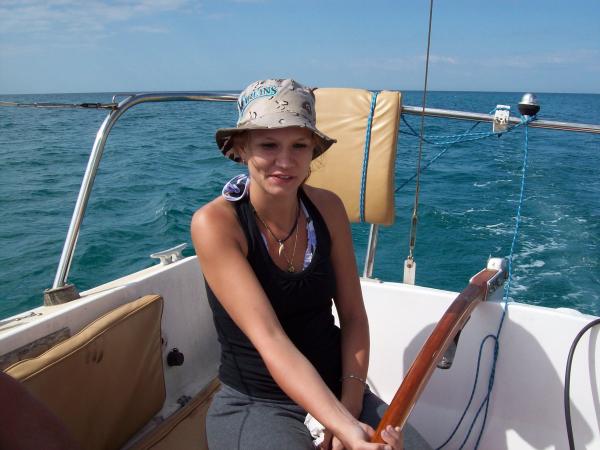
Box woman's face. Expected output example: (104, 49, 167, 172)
(238, 127, 315, 197)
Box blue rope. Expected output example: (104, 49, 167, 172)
(401, 108, 498, 142)
(434, 334, 497, 449)
(400, 114, 494, 143)
(396, 111, 530, 193)
(359, 91, 379, 222)
(427, 117, 530, 146)
(401, 115, 434, 143)
(396, 118, 484, 192)
(435, 115, 533, 449)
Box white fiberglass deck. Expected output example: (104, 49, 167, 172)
(1, 257, 598, 449)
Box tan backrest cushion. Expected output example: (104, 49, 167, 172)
(308, 88, 402, 225)
(5, 294, 165, 450)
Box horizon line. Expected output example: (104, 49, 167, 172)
(2, 88, 599, 96)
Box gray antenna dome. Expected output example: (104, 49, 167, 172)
(518, 93, 540, 117)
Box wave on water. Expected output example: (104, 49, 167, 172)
(473, 179, 512, 188)
(1, 91, 599, 319)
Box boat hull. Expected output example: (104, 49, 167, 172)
(1, 257, 598, 449)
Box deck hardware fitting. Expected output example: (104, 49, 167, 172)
(484, 257, 508, 297)
(363, 224, 379, 278)
(43, 283, 80, 305)
(437, 257, 507, 370)
(403, 259, 416, 285)
(493, 105, 511, 134)
(150, 243, 187, 265)
(167, 348, 185, 367)
(437, 332, 460, 370)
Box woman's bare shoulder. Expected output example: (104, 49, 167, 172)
(303, 185, 347, 222)
(192, 196, 230, 226)
(191, 197, 244, 249)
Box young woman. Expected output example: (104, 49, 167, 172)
(191, 79, 402, 450)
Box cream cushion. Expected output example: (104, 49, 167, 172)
(309, 88, 402, 225)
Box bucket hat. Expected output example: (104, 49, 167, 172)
(216, 79, 336, 162)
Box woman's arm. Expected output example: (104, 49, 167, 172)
(309, 188, 370, 419)
(191, 199, 386, 450)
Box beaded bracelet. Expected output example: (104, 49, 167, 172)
(340, 374, 366, 385)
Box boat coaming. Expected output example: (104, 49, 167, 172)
(364, 279, 599, 449)
(1, 257, 597, 449)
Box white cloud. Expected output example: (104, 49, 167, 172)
(0, 42, 39, 57)
(203, 12, 228, 20)
(425, 54, 458, 65)
(0, 0, 192, 34)
(130, 25, 169, 33)
(349, 50, 598, 76)
(348, 53, 458, 72)
(480, 50, 600, 70)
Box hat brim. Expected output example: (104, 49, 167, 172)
(216, 124, 336, 163)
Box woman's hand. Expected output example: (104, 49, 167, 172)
(319, 422, 403, 450)
(380, 425, 403, 450)
(318, 429, 334, 450)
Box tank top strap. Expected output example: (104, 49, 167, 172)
(232, 195, 257, 256)
(298, 188, 331, 253)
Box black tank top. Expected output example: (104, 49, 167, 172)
(206, 189, 342, 401)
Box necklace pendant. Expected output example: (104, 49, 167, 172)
(278, 243, 284, 257)
(287, 264, 295, 273)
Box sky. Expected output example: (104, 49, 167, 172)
(1, 0, 599, 95)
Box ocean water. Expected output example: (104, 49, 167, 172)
(1, 91, 599, 320)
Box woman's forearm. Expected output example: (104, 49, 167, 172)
(339, 309, 370, 417)
(259, 332, 359, 439)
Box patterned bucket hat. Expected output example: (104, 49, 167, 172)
(216, 79, 336, 162)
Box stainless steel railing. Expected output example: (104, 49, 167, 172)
(401, 105, 600, 134)
(49, 92, 600, 294)
(51, 93, 236, 291)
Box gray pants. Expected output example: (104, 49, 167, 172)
(206, 383, 430, 450)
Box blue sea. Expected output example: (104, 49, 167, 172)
(1, 91, 599, 320)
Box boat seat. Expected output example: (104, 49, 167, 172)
(129, 377, 220, 450)
(4, 294, 166, 450)
(309, 88, 402, 225)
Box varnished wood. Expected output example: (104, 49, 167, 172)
(371, 268, 498, 443)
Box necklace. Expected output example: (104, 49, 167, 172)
(282, 219, 300, 272)
(254, 205, 301, 272)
